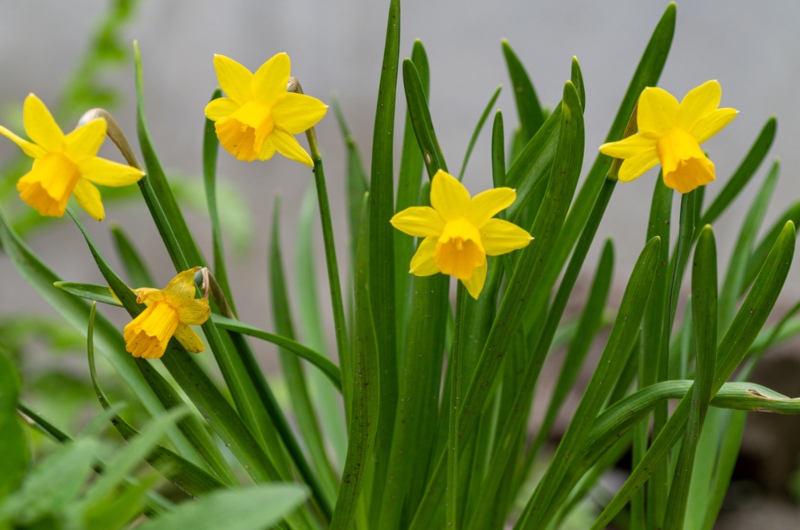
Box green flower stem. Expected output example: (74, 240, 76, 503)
(293, 82, 349, 390)
(447, 283, 469, 529)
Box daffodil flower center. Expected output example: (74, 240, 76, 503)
(215, 102, 275, 162)
(434, 218, 486, 280)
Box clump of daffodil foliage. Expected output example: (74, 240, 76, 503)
(3, 2, 800, 529)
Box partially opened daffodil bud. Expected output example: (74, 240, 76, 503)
(123, 267, 211, 359)
(204, 53, 328, 167)
(0, 94, 144, 220)
(391, 170, 533, 299)
(599, 80, 738, 194)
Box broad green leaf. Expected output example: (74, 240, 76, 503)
(502, 39, 545, 142)
(136, 485, 308, 530)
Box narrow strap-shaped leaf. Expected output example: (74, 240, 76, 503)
(742, 199, 800, 292)
(54, 282, 121, 306)
(86, 303, 230, 495)
(699, 117, 777, 228)
(367, 4, 401, 511)
(457, 85, 502, 181)
(409, 81, 583, 530)
(526, 238, 614, 461)
(0, 205, 203, 464)
(719, 161, 779, 328)
(516, 236, 660, 530)
(109, 223, 156, 287)
(571, 56, 586, 110)
(588, 221, 795, 530)
(663, 226, 718, 529)
(395, 40, 430, 357)
(69, 213, 288, 488)
(212, 316, 342, 392)
(295, 187, 348, 469)
(133, 42, 204, 270)
(202, 89, 236, 315)
(502, 39, 544, 142)
(403, 58, 448, 176)
(541, 4, 674, 300)
(330, 196, 380, 530)
(0, 348, 27, 503)
(491, 111, 505, 188)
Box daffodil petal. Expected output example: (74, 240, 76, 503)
(259, 137, 277, 160)
(133, 287, 162, 305)
(252, 52, 290, 107)
(617, 151, 660, 182)
(391, 206, 444, 237)
(691, 108, 738, 145)
(468, 187, 516, 227)
(176, 299, 210, 326)
(462, 261, 487, 299)
(213, 55, 254, 104)
(598, 133, 658, 159)
(678, 80, 721, 130)
(637, 87, 679, 136)
(430, 170, 470, 221)
(480, 219, 532, 256)
(0, 125, 46, 158)
(23, 94, 64, 152)
(64, 118, 106, 161)
(72, 179, 105, 221)
(204, 97, 240, 121)
(409, 236, 440, 276)
(174, 324, 205, 353)
(163, 267, 202, 303)
(273, 93, 328, 134)
(78, 157, 144, 186)
(271, 129, 313, 167)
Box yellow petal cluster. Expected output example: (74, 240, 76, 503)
(599, 80, 738, 194)
(205, 53, 327, 167)
(123, 267, 210, 359)
(391, 170, 532, 299)
(0, 94, 144, 220)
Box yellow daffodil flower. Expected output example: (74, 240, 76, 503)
(204, 53, 327, 167)
(391, 170, 532, 299)
(599, 80, 738, 194)
(0, 94, 144, 220)
(123, 267, 210, 359)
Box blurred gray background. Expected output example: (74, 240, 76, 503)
(3, 1, 800, 526)
(1, 1, 799, 379)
